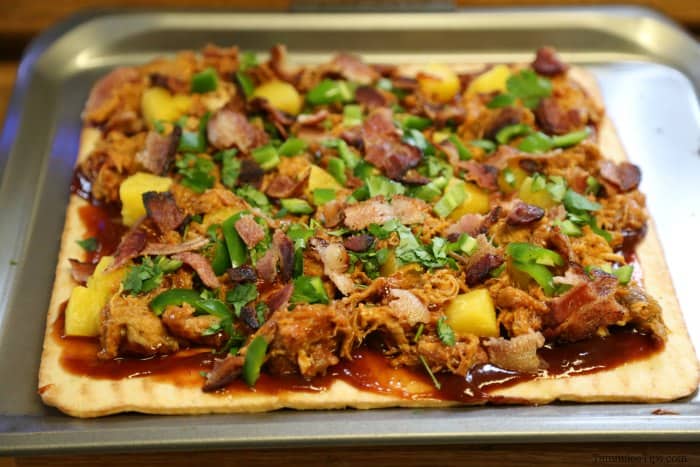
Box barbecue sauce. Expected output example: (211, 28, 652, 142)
(54, 304, 663, 403)
(61, 176, 663, 403)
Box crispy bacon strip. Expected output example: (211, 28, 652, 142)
(136, 128, 181, 175)
(141, 236, 209, 256)
(343, 195, 428, 231)
(362, 108, 422, 180)
(143, 191, 187, 232)
(172, 252, 220, 289)
(234, 215, 265, 248)
(207, 108, 268, 151)
(68, 259, 97, 285)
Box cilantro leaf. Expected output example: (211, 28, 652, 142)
(219, 149, 240, 189)
(76, 237, 98, 252)
(291, 276, 329, 304)
(437, 316, 456, 346)
(235, 185, 270, 210)
(506, 69, 552, 109)
(226, 283, 259, 317)
(122, 256, 183, 295)
(176, 154, 215, 193)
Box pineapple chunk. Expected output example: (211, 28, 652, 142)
(466, 64, 511, 96)
(141, 87, 191, 127)
(305, 165, 342, 198)
(253, 80, 302, 115)
(519, 176, 556, 209)
(119, 172, 173, 226)
(445, 289, 499, 338)
(65, 256, 126, 337)
(417, 64, 460, 103)
(448, 181, 490, 220)
(498, 166, 528, 194)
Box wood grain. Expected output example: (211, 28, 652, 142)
(0, 0, 698, 59)
(3, 443, 700, 466)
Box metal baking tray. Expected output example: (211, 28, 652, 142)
(1, 6, 699, 454)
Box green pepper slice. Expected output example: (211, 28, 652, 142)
(150, 289, 203, 316)
(513, 261, 556, 296)
(221, 212, 248, 268)
(551, 127, 591, 148)
(306, 79, 354, 105)
(278, 137, 308, 157)
(495, 123, 532, 145)
(178, 113, 210, 153)
(506, 242, 564, 267)
(210, 239, 231, 276)
(191, 67, 219, 93)
(280, 198, 314, 214)
(242, 335, 269, 386)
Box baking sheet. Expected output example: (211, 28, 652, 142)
(1, 6, 699, 454)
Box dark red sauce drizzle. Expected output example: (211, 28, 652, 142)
(61, 170, 662, 402)
(54, 304, 663, 403)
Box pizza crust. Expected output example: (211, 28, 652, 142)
(38, 67, 699, 417)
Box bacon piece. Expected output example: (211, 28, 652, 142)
(445, 207, 501, 241)
(141, 236, 209, 256)
(297, 109, 329, 126)
(136, 128, 181, 175)
(256, 248, 278, 283)
(340, 127, 364, 148)
(203, 354, 245, 392)
(535, 97, 583, 135)
(355, 86, 387, 108)
(328, 53, 378, 85)
(269, 44, 300, 83)
(296, 127, 331, 145)
(83, 67, 141, 121)
(400, 170, 430, 185)
(238, 159, 265, 184)
(362, 108, 422, 180)
(599, 161, 641, 192)
(506, 201, 545, 226)
(68, 259, 97, 285)
(105, 109, 144, 135)
(228, 265, 257, 283)
(265, 174, 305, 199)
(106, 226, 147, 271)
(421, 101, 466, 126)
(319, 199, 345, 228)
(273, 230, 294, 283)
(531, 46, 568, 77)
(388, 289, 429, 326)
(249, 97, 294, 138)
(207, 108, 268, 151)
(143, 191, 186, 233)
(266, 282, 294, 314)
(234, 215, 265, 248)
(172, 252, 220, 289)
(312, 239, 355, 296)
(240, 305, 261, 330)
(343, 195, 428, 231)
(544, 272, 626, 342)
(343, 234, 374, 252)
(465, 253, 504, 287)
(148, 72, 187, 94)
(484, 332, 546, 373)
(463, 160, 499, 191)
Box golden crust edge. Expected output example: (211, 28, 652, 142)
(38, 67, 700, 417)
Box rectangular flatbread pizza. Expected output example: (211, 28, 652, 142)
(38, 45, 699, 417)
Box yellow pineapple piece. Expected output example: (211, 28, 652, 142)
(119, 172, 173, 226)
(466, 64, 511, 96)
(417, 64, 460, 103)
(445, 289, 499, 338)
(448, 181, 490, 220)
(65, 256, 126, 337)
(253, 80, 302, 115)
(141, 87, 191, 127)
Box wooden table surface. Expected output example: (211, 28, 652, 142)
(1, 1, 699, 465)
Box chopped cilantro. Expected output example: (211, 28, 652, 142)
(437, 316, 456, 346)
(176, 153, 215, 193)
(122, 256, 182, 295)
(235, 185, 270, 210)
(219, 149, 240, 189)
(76, 237, 98, 252)
(226, 283, 258, 317)
(291, 276, 329, 304)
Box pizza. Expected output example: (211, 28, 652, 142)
(38, 45, 699, 417)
